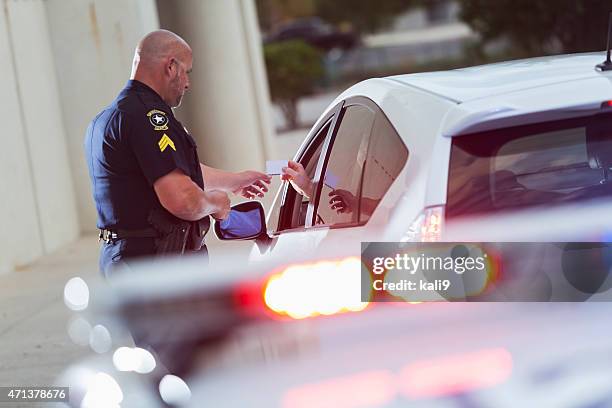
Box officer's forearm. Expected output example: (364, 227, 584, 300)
(200, 164, 238, 192)
(154, 169, 222, 221)
(177, 188, 221, 221)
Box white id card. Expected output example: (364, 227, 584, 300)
(266, 160, 289, 175)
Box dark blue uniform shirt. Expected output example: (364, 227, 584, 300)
(85, 80, 204, 230)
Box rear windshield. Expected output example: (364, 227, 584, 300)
(446, 113, 612, 219)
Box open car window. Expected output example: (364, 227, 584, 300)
(269, 97, 409, 233)
(267, 119, 331, 234)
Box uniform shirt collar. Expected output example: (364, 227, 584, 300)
(125, 79, 172, 113)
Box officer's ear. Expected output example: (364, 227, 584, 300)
(166, 57, 178, 78)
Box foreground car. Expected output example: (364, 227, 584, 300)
(58, 243, 612, 407)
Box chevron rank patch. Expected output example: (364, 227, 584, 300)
(158, 134, 176, 152)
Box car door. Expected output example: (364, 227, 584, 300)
(251, 96, 408, 260)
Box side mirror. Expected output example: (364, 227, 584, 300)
(214, 201, 267, 241)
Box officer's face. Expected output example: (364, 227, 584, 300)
(168, 53, 192, 108)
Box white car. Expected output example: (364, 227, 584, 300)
(59, 52, 612, 407)
(215, 52, 612, 252)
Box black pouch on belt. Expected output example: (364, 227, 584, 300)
(147, 208, 191, 255)
(187, 216, 210, 251)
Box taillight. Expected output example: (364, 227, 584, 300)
(401, 348, 513, 398)
(282, 348, 513, 407)
(402, 206, 444, 242)
(263, 257, 369, 319)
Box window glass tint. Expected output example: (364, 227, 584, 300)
(447, 113, 612, 218)
(316, 105, 375, 226)
(359, 114, 408, 223)
(269, 122, 328, 233)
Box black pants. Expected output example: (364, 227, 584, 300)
(99, 237, 208, 278)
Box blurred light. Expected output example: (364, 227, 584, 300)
(113, 347, 156, 374)
(402, 206, 444, 242)
(420, 207, 443, 242)
(89, 324, 112, 354)
(80, 372, 123, 408)
(480, 246, 503, 294)
(159, 374, 191, 406)
(112, 347, 138, 372)
(399, 348, 512, 398)
(264, 257, 369, 319)
(64, 277, 89, 311)
(601, 100, 612, 108)
(67, 316, 92, 346)
(383, 245, 499, 301)
(282, 348, 510, 407)
(283, 370, 395, 408)
(133, 347, 156, 374)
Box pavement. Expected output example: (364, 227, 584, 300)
(0, 234, 98, 407)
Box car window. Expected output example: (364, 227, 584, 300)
(359, 112, 409, 223)
(270, 98, 408, 233)
(268, 121, 330, 233)
(446, 112, 612, 218)
(314, 104, 375, 227)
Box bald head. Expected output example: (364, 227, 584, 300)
(135, 30, 191, 65)
(131, 30, 193, 108)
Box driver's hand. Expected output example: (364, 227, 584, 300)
(282, 160, 314, 199)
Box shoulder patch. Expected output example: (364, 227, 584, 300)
(147, 109, 169, 131)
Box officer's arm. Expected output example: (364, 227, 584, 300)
(200, 164, 271, 197)
(153, 169, 229, 221)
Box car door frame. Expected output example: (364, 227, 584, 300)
(272, 100, 344, 236)
(273, 95, 384, 235)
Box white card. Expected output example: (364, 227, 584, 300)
(266, 160, 289, 175)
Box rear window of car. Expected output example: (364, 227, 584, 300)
(446, 112, 612, 219)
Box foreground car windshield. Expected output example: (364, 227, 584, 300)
(447, 112, 612, 218)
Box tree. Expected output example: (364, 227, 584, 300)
(314, 0, 416, 33)
(256, 0, 316, 32)
(264, 40, 323, 129)
(459, 0, 612, 56)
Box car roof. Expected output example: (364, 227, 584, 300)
(387, 52, 609, 104)
(312, 51, 612, 173)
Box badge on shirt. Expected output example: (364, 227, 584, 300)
(158, 134, 176, 152)
(147, 109, 169, 131)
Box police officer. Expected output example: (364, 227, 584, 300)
(85, 30, 271, 277)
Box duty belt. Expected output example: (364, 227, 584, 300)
(98, 228, 159, 244)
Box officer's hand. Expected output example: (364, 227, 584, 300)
(235, 171, 271, 199)
(209, 190, 231, 220)
(282, 161, 314, 199)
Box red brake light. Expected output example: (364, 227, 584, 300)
(263, 257, 369, 319)
(282, 348, 513, 407)
(401, 348, 513, 398)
